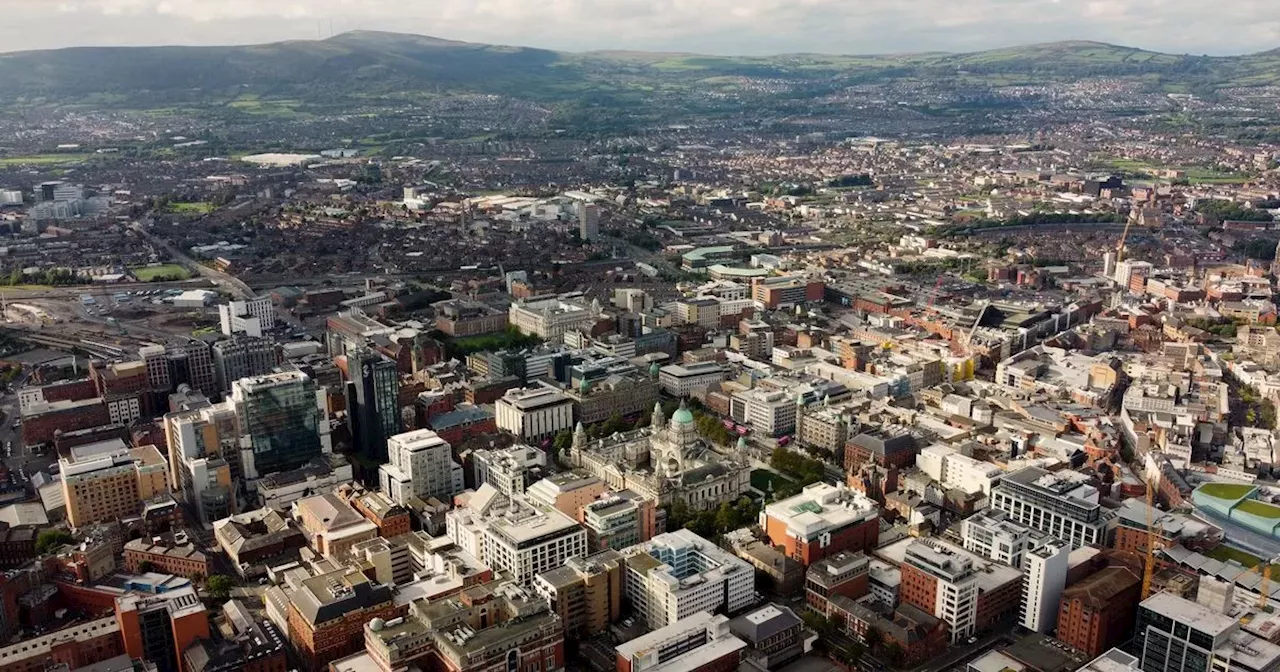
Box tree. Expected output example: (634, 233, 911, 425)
(883, 641, 907, 668)
(35, 529, 73, 554)
(715, 502, 741, 532)
(206, 574, 234, 600)
(137, 560, 154, 573)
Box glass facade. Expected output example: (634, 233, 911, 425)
(353, 354, 401, 463)
(236, 374, 323, 476)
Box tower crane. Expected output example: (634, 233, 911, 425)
(1116, 217, 1135, 264)
(1142, 481, 1159, 599)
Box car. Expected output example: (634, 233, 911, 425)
(967, 636, 977, 644)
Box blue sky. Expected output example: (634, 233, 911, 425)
(5, 0, 1280, 55)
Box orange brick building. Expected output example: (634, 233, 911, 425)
(1055, 566, 1141, 658)
(116, 587, 210, 672)
(0, 616, 123, 672)
(762, 484, 880, 566)
(286, 566, 406, 671)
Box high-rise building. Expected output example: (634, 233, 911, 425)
(348, 352, 400, 462)
(1020, 540, 1070, 633)
(212, 336, 279, 394)
(378, 429, 464, 506)
(61, 440, 169, 529)
(218, 296, 276, 337)
(577, 201, 600, 241)
(1134, 592, 1280, 672)
(990, 466, 1116, 549)
(230, 371, 327, 480)
(115, 586, 210, 672)
(899, 540, 979, 644)
(621, 529, 755, 629)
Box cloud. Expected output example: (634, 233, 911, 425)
(1, 0, 1278, 55)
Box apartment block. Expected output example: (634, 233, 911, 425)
(990, 466, 1115, 548)
(61, 439, 169, 529)
(379, 429, 464, 506)
(621, 529, 755, 630)
(534, 549, 625, 639)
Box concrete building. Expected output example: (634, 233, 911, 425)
(1021, 540, 1070, 634)
(578, 201, 601, 241)
(1135, 592, 1280, 672)
(163, 397, 242, 525)
(294, 492, 379, 560)
(473, 445, 549, 499)
(581, 490, 653, 551)
(534, 548, 625, 639)
(615, 611, 747, 672)
(917, 444, 1003, 495)
(990, 467, 1116, 549)
(730, 388, 798, 437)
(379, 429, 464, 506)
(219, 296, 275, 337)
(762, 483, 880, 565)
(494, 386, 573, 442)
(752, 276, 824, 309)
(212, 335, 279, 394)
(446, 484, 588, 588)
(621, 529, 755, 629)
(899, 541, 980, 644)
(658, 361, 729, 399)
(60, 440, 169, 529)
(525, 471, 605, 518)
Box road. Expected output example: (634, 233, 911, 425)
(131, 223, 254, 300)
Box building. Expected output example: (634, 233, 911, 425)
(565, 372, 660, 425)
(478, 493, 587, 587)
(580, 490, 653, 551)
(796, 404, 851, 455)
(899, 541, 980, 644)
(116, 586, 210, 672)
(615, 611, 747, 672)
(991, 467, 1115, 549)
(474, 445, 550, 499)
(494, 387, 573, 442)
(212, 336, 279, 394)
(350, 490, 412, 539)
(182, 600, 288, 672)
(123, 534, 210, 579)
(1056, 566, 1141, 658)
(508, 296, 601, 341)
(845, 430, 918, 471)
(61, 440, 169, 529)
(20, 397, 112, 449)
(752, 276, 824, 309)
(534, 549, 625, 639)
(254, 455, 353, 511)
(230, 371, 328, 481)
(0, 617, 124, 672)
(570, 403, 750, 510)
(432, 299, 508, 337)
(804, 551, 871, 615)
(219, 296, 275, 337)
(1135, 592, 1280, 672)
(762, 483, 880, 565)
(379, 429, 464, 506)
(294, 493, 379, 560)
(728, 604, 809, 672)
(658, 362, 729, 399)
(285, 566, 404, 671)
(347, 352, 401, 463)
(1021, 540, 1070, 634)
(621, 529, 755, 629)
(730, 388, 797, 437)
(212, 507, 307, 575)
(917, 444, 1003, 495)
(578, 202, 601, 241)
(524, 471, 604, 517)
(163, 402, 241, 525)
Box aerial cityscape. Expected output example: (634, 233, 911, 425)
(4, 11, 1280, 672)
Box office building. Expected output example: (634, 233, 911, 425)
(658, 361, 730, 399)
(116, 586, 210, 672)
(141, 342, 218, 399)
(212, 335, 279, 394)
(294, 493, 379, 560)
(762, 483, 880, 565)
(899, 541, 980, 644)
(752, 276, 824, 309)
(730, 388, 798, 437)
(230, 371, 328, 480)
(534, 549, 625, 639)
(917, 444, 1003, 495)
(218, 296, 275, 337)
(182, 599, 288, 672)
(1021, 540, 1070, 633)
(284, 566, 404, 671)
(622, 529, 755, 629)
(495, 386, 574, 442)
(578, 201, 600, 241)
(123, 534, 210, 579)
(1135, 592, 1280, 672)
(728, 603, 808, 671)
(60, 439, 169, 529)
(213, 507, 307, 573)
(615, 611, 747, 672)
(348, 352, 400, 462)
(990, 466, 1116, 549)
(474, 444, 550, 499)
(378, 429, 464, 506)
(432, 299, 509, 337)
(525, 470, 604, 517)
(804, 551, 871, 614)
(508, 296, 601, 341)
(581, 490, 652, 551)
(481, 497, 587, 587)
(1057, 566, 1141, 657)
(0, 617, 124, 672)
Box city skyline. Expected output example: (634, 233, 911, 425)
(3, 0, 1280, 56)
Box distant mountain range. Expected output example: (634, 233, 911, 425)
(3, 31, 1280, 106)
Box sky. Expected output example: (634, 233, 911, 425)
(4, 0, 1280, 55)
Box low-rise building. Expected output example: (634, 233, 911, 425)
(616, 611, 747, 672)
(534, 549, 625, 640)
(123, 534, 210, 579)
(762, 483, 880, 566)
(621, 529, 755, 629)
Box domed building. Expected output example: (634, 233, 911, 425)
(569, 400, 750, 510)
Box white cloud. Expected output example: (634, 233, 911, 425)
(0, 0, 1277, 55)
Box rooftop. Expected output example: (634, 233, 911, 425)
(764, 483, 878, 539)
(1141, 591, 1237, 637)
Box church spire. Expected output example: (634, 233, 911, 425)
(651, 401, 665, 429)
(572, 422, 587, 451)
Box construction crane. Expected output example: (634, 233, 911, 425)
(1116, 217, 1135, 264)
(1142, 481, 1158, 600)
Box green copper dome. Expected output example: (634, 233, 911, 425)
(672, 401, 695, 425)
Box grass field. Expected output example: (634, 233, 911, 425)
(0, 153, 90, 166)
(131, 264, 190, 281)
(1204, 545, 1280, 574)
(750, 469, 796, 494)
(166, 202, 215, 215)
(1197, 482, 1257, 500)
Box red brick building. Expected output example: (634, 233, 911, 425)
(762, 484, 880, 566)
(1056, 566, 1141, 658)
(805, 551, 870, 614)
(0, 616, 124, 672)
(351, 491, 411, 538)
(845, 431, 918, 472)
(22, 397, 112, 447)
